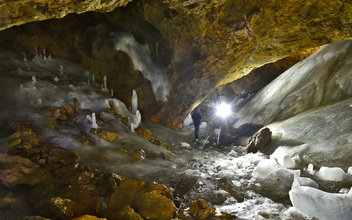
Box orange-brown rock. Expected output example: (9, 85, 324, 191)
(104, 179, 176, 219)
(58, 104, 75, 121)
(0, 154, 54, 187)
(42, 106, 57, 118)
(188, 199, 216, 220)
(136, 126, 152, 140)
(72, 215, 107, 220)
(0, 0, 133, 31)
(48, 197, 75, 219)
(112, 205, 144, 220)
(136, 126, 173, 152)
(8, 129, 42, 149)
(99, 130, 118, 142)
(73, 97, 81, 112)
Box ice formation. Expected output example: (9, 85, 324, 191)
(102, 75, 108, 92)
(132, 89, 138, 114)
(317, 166, 346, 182)
(113, 32, 169, 102)
(289, 171, 352, 220)
(183, 113, 193, 126)
(234, 40, 352, 128)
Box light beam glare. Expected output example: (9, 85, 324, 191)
(216, 103, 231, 118)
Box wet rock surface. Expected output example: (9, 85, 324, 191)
(0, 125, 237, 219)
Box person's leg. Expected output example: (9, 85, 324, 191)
(195, 124, 199, 140)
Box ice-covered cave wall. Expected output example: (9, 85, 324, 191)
(0, 0, 352, 128)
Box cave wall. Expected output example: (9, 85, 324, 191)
(0, 0, 352, 128)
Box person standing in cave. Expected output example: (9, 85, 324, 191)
(192, 108, 202, 141)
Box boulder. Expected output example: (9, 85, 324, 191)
(246, 127, 272, 153)
(0, 154, 53, 187)
(104, 179, 176, 219)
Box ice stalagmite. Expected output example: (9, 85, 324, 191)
(132, 89, 138, 114)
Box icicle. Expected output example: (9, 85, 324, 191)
(110, 89, 114, 96)
(32, 76, 37, 83)
(87, 79, 90, 85)
(23, 52, 27, 62)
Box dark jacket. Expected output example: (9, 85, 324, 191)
(192, 112, 201, 126)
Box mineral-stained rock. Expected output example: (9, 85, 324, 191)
(188, 199, 216, 220)
(104, 179, 176, 219)
(73, 97, 81, 112)
(48, 197, 75, 219)
(0, 154, 54, 187)
(5, 129, 43, 152)
(112, 205, 144, 220)
(0, 0, 134, 31)
(99, 130, 118, 142)
(59, 184, 104, 217)
(58, 104, 75, 121)
(246, 127, 272, 153)
(42, 106, 57, 118)
(72, 215, 107, 220)
(0, 129, 181, 220)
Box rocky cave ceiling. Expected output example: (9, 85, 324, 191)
(0, 0, 352, 128)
